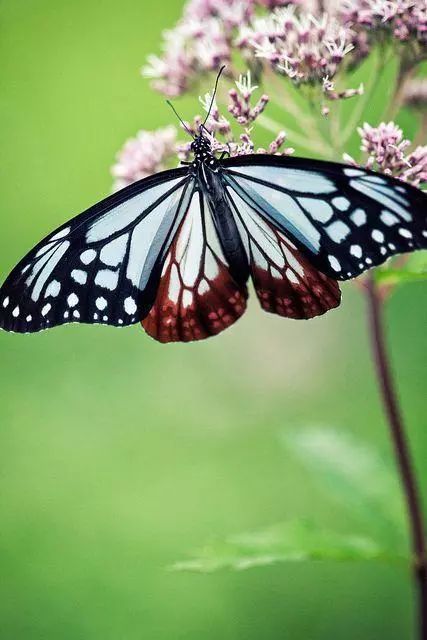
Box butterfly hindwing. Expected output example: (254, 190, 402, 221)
(222, 155, 427, 281)
(142, 189, 248, 342)
(225, 185, 341, 319)
(0, 169, 192, 333)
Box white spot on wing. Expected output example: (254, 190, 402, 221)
(380, 211, 399, 226)
(96, 297, 107, 310)
(350, 244, 362, 258)
(298, 197, 333, 222)
(344, 168, 364, 177)
(36, 244, 54, 259)
(282, 247, 305, 276)
(350, 209, 367, 226)
(361, 175, 386, 185)
(71, 269, 87, 285)
(197, 279, 210, 295)
(328, 255, 341, 272)
(168, 265, 180, 303)
(100, 235, 128, 267)
(286, 268, 299, 284)
(45, 280, 61, 298)
(2, 297, 9, 308)
(12, 306, 20, 317)
(42, 303, 51, 316)
(50, 227, 70, 241)
(399, 228, 413, 238)
(95, 269, 119, 290)
(326, 220, 351, 243)
(205, 250, 220, 280)
(67, 293, 79, 307)
(182, 290, 193, 308)
(332, 196, 350, 211)
(372, 229, 384, 243)
(124, 296, 137, 315)
(80, 249, 96, 265)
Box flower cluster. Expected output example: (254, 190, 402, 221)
(144, 0, 426, 102)
(340, 0, 427, 47)
(344, 122, 427, 187)
(111, 126, 177, 191)
(142, 0, 284, 97)
(238, 8, 354, 87)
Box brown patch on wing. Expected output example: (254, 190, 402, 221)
(141, 202, 248, 343)
(250, 223, 341, 319)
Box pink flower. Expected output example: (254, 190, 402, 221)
(142, 18, 232, 97)
(239, 8, 354, 86)
(111, 126, 177, 191)
(344, 121, 427, 187)
(228, 72, 269, 125)
(142, 1, 250, 96)
(340, 0, 427, 47)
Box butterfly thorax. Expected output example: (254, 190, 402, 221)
(190, 134, 220, 173)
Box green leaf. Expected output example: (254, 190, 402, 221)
(374, 250, 427, 286)
(281, 428, 405, 539)
(171, 520, 404, 573)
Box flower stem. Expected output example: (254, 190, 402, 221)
(257, 113, 333, 157)
(365, 274, 427, 639)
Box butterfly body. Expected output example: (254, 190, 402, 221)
(0, 128, 426, 342)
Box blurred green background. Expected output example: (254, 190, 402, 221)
(0, 1, 426, 638)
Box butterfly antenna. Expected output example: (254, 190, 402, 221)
(202, 65, 226, 128)
(166, 100, 194, 138)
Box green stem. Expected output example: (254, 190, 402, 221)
(384, 56, 417, 122)
(341, 48, 387, 146)
(257, 113, 333, 157)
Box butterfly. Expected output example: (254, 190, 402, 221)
(0, 76, 426, 343)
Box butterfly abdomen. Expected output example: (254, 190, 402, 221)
(203, 168, 250, 286)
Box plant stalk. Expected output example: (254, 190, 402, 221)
(365, 274, 427, 639)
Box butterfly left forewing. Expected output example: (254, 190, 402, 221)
(222, 156, 427, 281)
(0, 170, 191, 333)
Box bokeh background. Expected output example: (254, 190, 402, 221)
(0, 1, 426, 638)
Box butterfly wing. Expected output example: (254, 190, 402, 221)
(142, 187, 248, 342)
(224, 182, 341, 319)
(0, 168, 194, 333)
(221, 155, 427, 281)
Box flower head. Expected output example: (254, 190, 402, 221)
(340, 0, 427, 48)
(344, 121, 427, 187)
(240, 8, 354, 87)
(111, 126, 177, 191)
